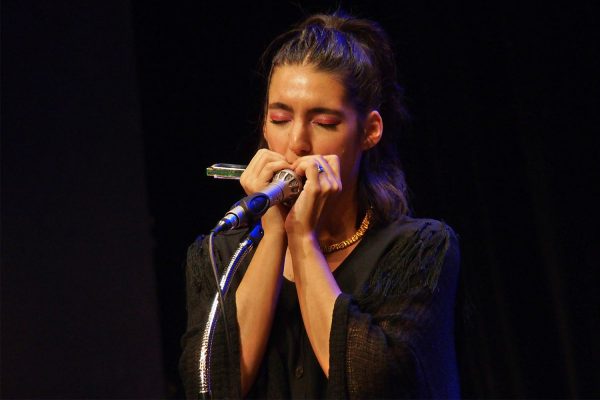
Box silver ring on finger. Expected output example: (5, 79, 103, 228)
(316, 163, 325, 174)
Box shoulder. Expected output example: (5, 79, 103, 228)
(185, 228, 252, 281)
(380, 216, 459, 263)
(386, 216, 458, 246)
(361, 217, 459, 300)
(187, 227, 251, 256)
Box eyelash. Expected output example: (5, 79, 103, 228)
(314, 122, 338, 130)
(269, 120, 339, 129)
(269, 120, 288, 125)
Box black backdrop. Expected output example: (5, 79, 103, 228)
(3, 1, 598, 398)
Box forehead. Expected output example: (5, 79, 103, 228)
(268, 64, 348, 107)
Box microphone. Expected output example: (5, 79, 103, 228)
(212, 169, 303, 233)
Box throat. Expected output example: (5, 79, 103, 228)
(318, 209, 372, 255)
(282, 239, 361, 283)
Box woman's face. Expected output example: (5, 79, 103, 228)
(264, 64, 365, 187)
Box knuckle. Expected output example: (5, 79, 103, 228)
(305, 183, 319, 194)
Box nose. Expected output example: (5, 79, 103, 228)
(288, 121, 311, 157)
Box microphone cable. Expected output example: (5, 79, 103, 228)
(207, 231, 234, 390)
(203, 169, 302, 397)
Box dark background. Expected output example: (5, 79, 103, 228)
(2, 1, 598, 398)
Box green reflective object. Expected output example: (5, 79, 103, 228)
(206, 163, 247, 179)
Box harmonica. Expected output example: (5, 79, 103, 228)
(206, 163, 247, 180)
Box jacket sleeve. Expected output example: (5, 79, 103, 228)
(327, 221, 461, 399)
(178, 234, 244, 400)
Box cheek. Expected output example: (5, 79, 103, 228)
(339, 137, 364, 175)
(264, 129, 287, 153)
(323, 132, 361, 160)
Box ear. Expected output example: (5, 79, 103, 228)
(361, 110, 383, 150)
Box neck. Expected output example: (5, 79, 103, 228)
(317, 185, 360, 245)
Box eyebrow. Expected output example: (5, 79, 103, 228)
(267, 102, 345, 118)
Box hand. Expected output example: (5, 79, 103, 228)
(285, 155, 342, 237)
(240, 149, 293, 236)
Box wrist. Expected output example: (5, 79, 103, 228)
(261, 226, 288, 244)
(287, 231, 319, 253)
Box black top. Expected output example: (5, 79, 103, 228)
(179, 217, 461, 399)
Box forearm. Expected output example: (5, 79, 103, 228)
(288, 233, 341, 377)
(235, 232, 286, 394)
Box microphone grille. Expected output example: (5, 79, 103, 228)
(273, 169, 303, 205)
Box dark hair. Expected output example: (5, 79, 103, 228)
(258, 11, 410, 225)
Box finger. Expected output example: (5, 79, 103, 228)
(294, 156, 337, 189)
(292, 156, 319, 178)
(315, 155, 337, 182)
(323, 154, 340, 178)
(244, 149, 285, 176)
(308, 158, 324, 184)
(321, 155, 341, 192)
(293, 157, 329, 195)
(241, 149, 290, 194)
(257, 159, 293, 184)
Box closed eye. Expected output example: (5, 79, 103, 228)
(270, 119, 290, 125)
(315, 123, 338, 130)
(312, 119, 340, 129)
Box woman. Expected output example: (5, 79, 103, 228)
(180, 11, 460, 399)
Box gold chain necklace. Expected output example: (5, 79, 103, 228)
(320, 209, 372, 254)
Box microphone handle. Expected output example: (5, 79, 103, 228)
(212, 169, 303, 234)
(228, 181, 287, 227)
